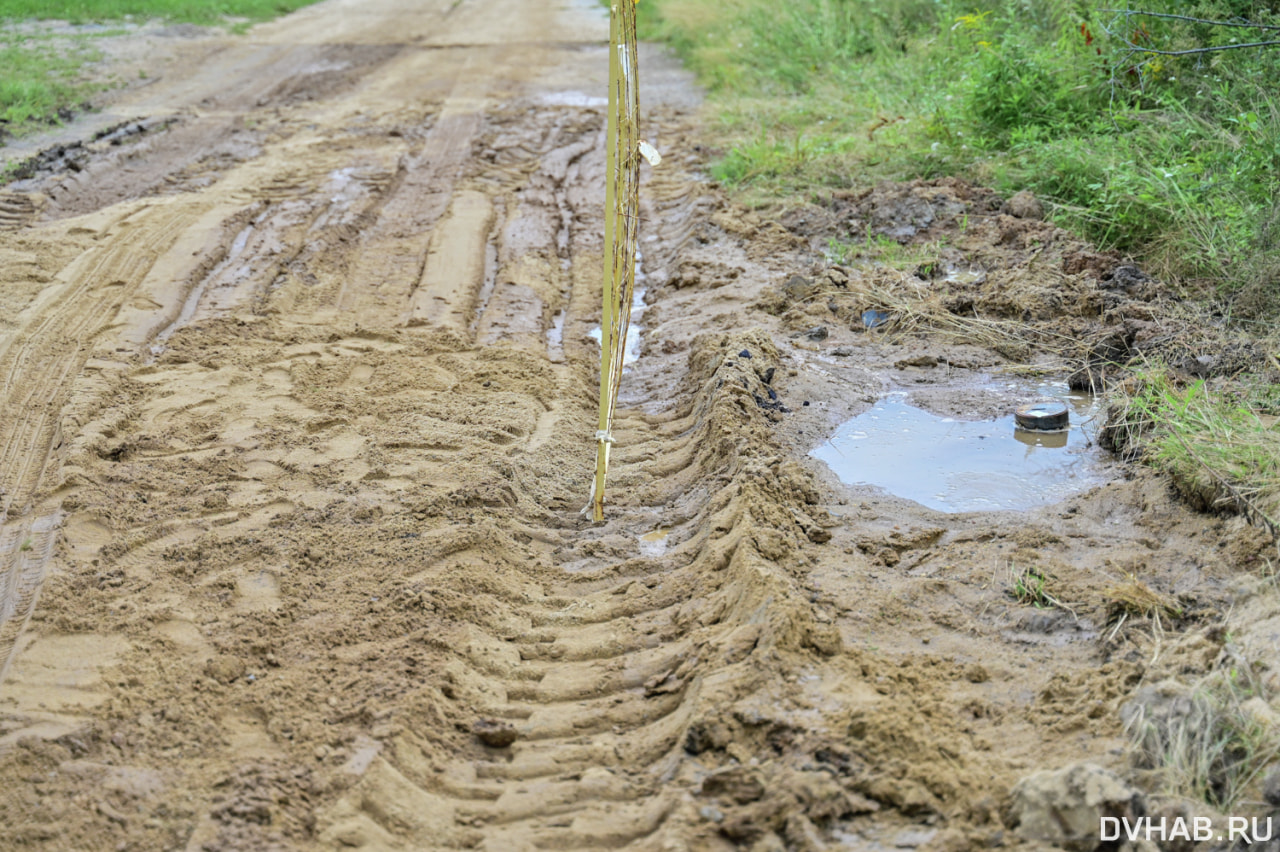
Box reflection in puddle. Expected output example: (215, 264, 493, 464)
(812, 394, 1109, 512)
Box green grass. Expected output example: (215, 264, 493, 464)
(1006, 562, 1054, 608)
(0, 1, 321, 26)
(1112, 374, 1280, 533)
(636, 0, 1280, 307)
(0, 31, 100, 131)
(0, 0, 323, 138)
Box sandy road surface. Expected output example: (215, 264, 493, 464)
(1, 0, 1276, 850)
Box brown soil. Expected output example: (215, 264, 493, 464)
(0, 1, 1277, 851)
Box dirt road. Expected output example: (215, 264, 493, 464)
(0, 0, 1274, 850)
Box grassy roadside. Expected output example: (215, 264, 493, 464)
(0, 27, 103, 133)
(0, 0, 322, 138)
(638, 0, 1280, 312)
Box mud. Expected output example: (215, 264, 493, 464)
(0, 0, 1277, 850)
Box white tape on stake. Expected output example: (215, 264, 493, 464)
(638, 141, 661, 166)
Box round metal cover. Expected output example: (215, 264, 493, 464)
(1014, 400, 1069, 432)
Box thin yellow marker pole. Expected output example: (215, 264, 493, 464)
(592, 5, 622, 523)
(592, 1, 640, 522)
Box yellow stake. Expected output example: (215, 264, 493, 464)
(592, 0, 640, 522)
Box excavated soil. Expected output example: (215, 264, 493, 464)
(1, 1, 1278, 851)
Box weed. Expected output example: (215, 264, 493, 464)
(1007, 562, 1054, 608)
(1123, 647, 1280, 808)
(18, 537, 31, 552)
(1105, 371, 1280, 545)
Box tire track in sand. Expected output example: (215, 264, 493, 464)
(2, 3, 853, 849)
(0, 0, 533, 685)
(0, 203, 198, 681)
(312, 100, 837, 848)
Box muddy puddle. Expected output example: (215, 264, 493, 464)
(813, 381, 1109, 512)
(638, 527, 671, 557)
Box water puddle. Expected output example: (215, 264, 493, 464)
(812, 387, 1109, 513)
(539, 91, 608, 108)
(941, 263, 986, 285)
(589, 250, 648, 367)
(469, 241, 500, 338)
(148, 222, 255, 360)
(638, 528, 670, 557)
(545, 310, 566, 361)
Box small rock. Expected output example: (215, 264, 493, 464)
(1120, 680, 1213, 765)
(806, 525, 832, 544)
(895, 354, 938, 369)
(1101, 264, 1150, 293)
(1183, 354, 1217, 378)
(1151, 801, 1209, 852)
(1005, 763, 1144, 852)
(965, 663, 990, 684)
(1003, 190, 1044, 220)
(862, 310, 890, 330)
(684, 719, 732, 755)
(204, 655, 246, 684)
(738, 349, 752, 359)
(472, 719, 518, 748)
(701, 766, 765, 804)
(805, 326, 829, 341)
(1263, 765, 1280, 806)
(699, 805, 724, 824)
(831, 347, 854, 357)
(806, 623, 843, 656)
(783, 274, 815, 298)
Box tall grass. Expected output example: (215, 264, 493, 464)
(1113, 374, 1280, 535)
(638, 0, 1280, 309)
